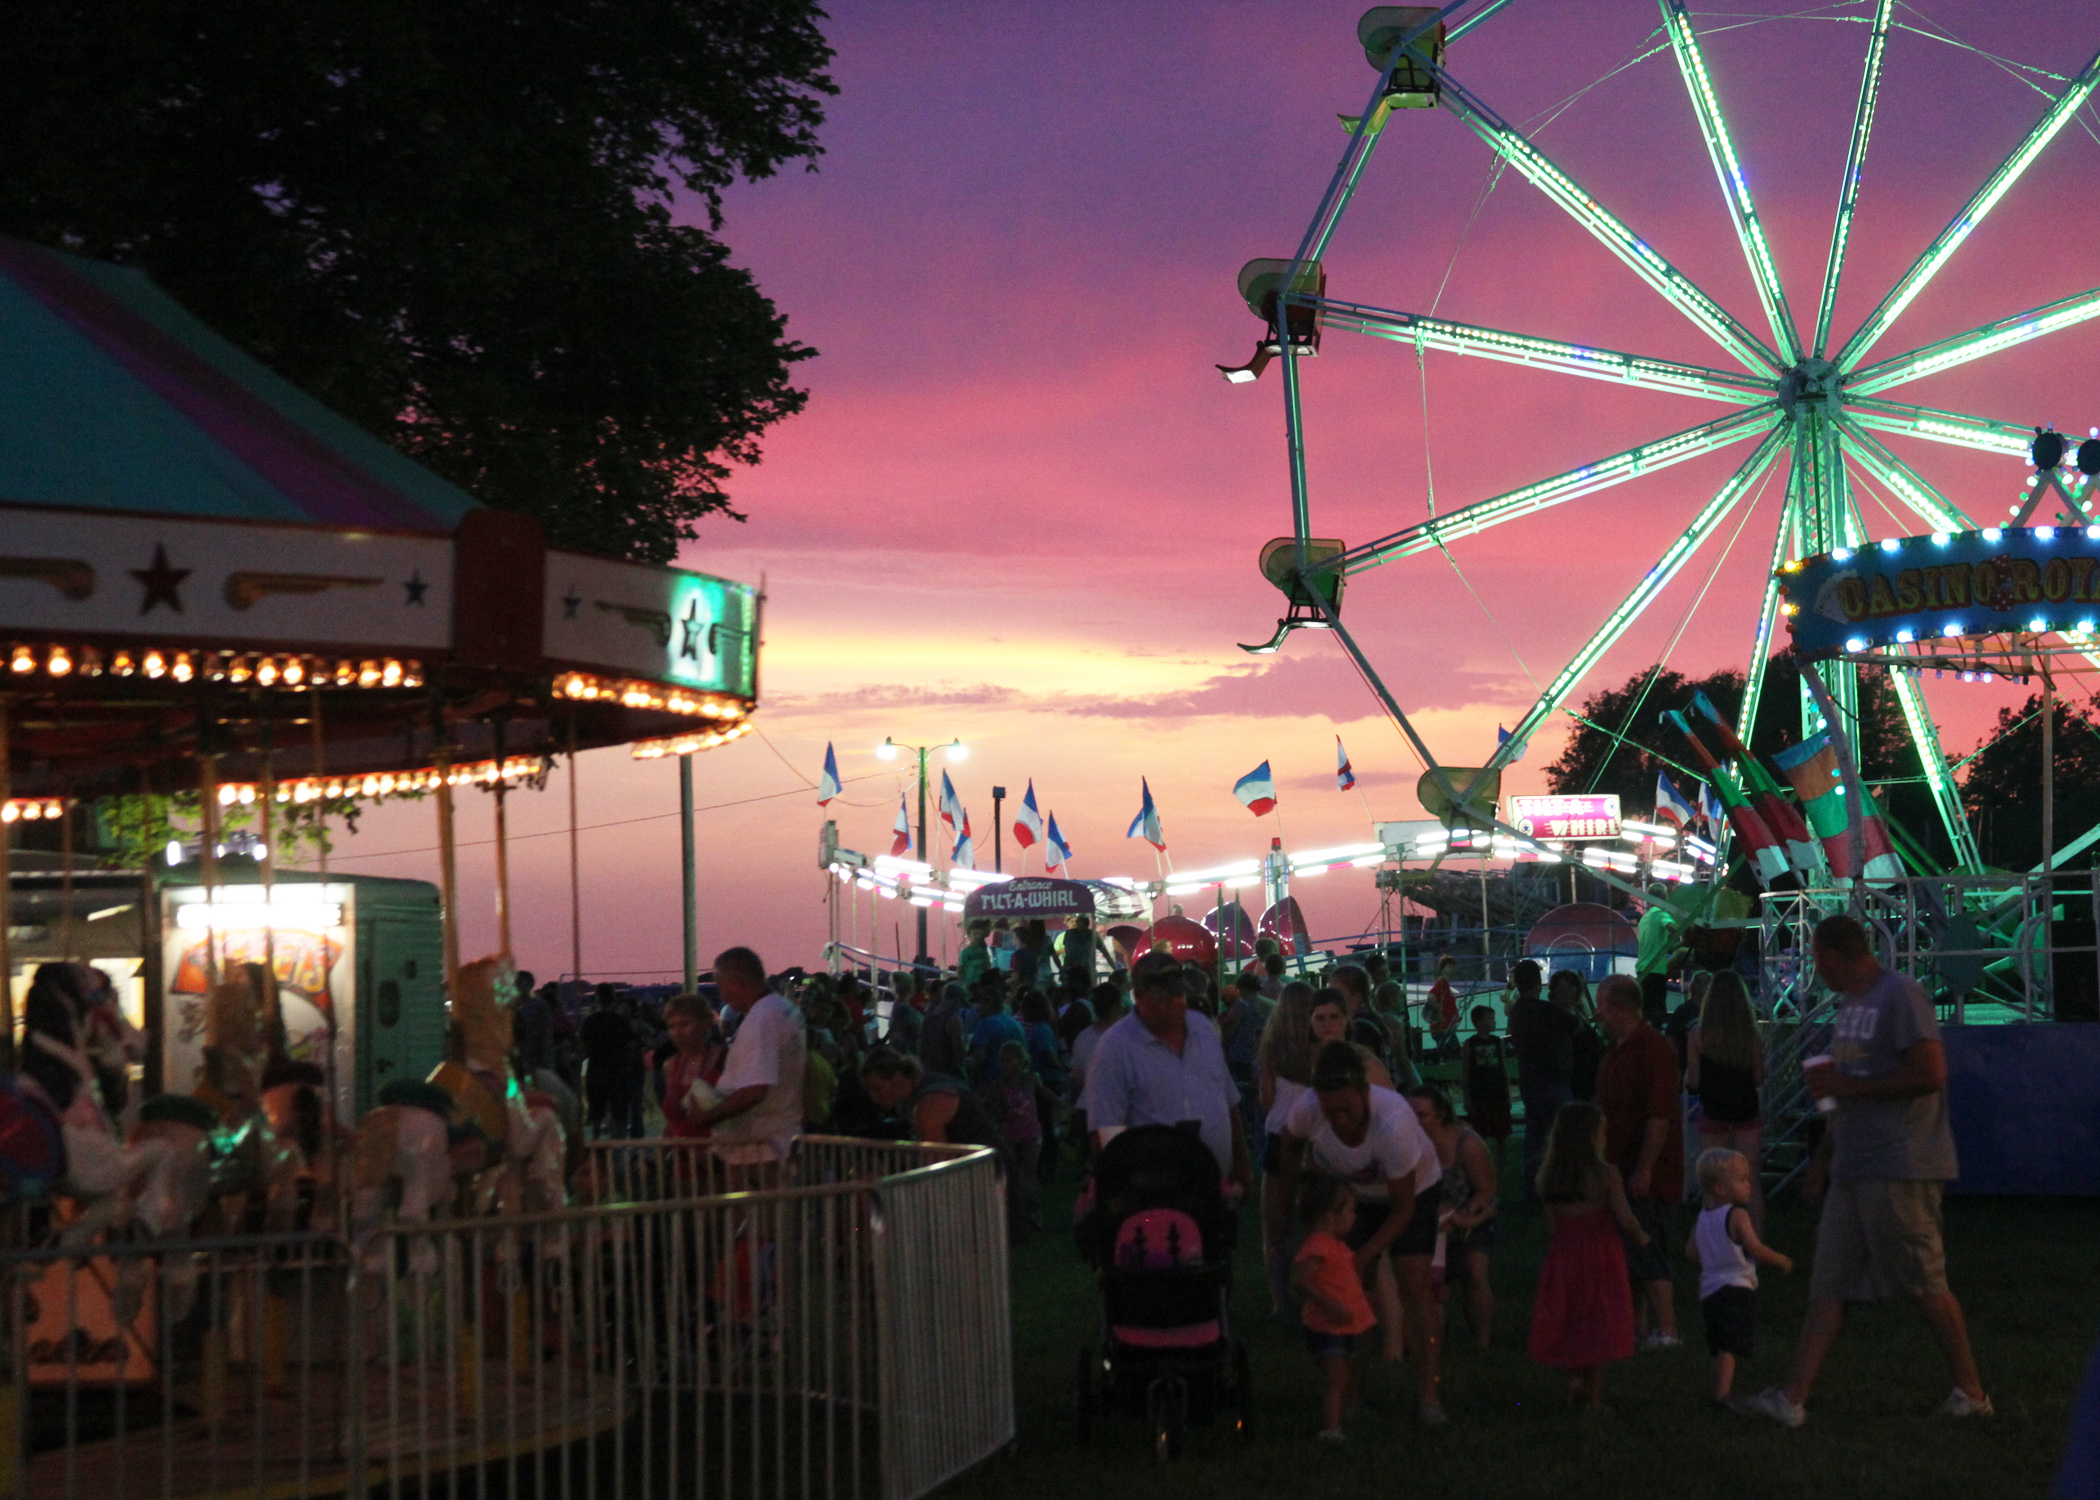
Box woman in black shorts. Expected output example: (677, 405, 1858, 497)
(1280, 1041, 1449, 1427)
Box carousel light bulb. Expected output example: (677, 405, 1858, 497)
(402, 667, 423, 688)
(112, 650, 135, 676)
(165, 840, 182, 866)
(144, 650, 166, 678)
(9, 646, 33, 674)
(77, 647, 101, 676)
(46, 647, 70, 676)
(228, 656, 251, 683)
(283, 658, 305, 685)
(381, 659, 402, 687)
(172, 652, 194, 682)
(357, 660, 380, 688)
(19, 802, 39, 820)
(334, 661, 354, 686)
(256, 659, 279, 686)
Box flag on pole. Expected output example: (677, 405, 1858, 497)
(1335, 738, 1356, 792)
(1233, 761, 1278, 817)
(1497, 724, 1528, 762)
(952, 809, 975, 869)
(1126, 777, 1166, 851)
(1771, 734, 1906, 884)
(890, 794, 912, 857)
(1687, 691, 1824, 880)
(816, 743, 841, 806)
(1012, 780, 1043, 850)
(1044, 812, 1072, 874)
(938, 770, 962, 834)
(1666, 711, 1787, 886)
(1654, 771, 1695, 832)
(1697, 780, 1722, 840)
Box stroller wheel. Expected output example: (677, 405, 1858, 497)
(1148, 1378, 1187, 1463)
(1075, 1345, 1095, 1446)
(1231, 1341, 1255, 1438)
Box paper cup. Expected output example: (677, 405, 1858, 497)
(1803, 1053, 1839, 1113)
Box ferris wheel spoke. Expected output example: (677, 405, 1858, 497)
(1846, 285, 2100, 395)
(1659, 0, 1801, 363)
(1484, 424, 1790, 770)
(1409, 46, 1782, 376)
(1842, 397, 2030, 458)
(1813, 0, 1895, 360)
(1315, 297, 1770, 403)
(1733, 470, 1800, 752)
(1831, 416, 1974, 532)
(1835, 44, 2100, 369)
(1338, 405, 1779, 574)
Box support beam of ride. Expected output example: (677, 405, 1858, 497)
(1482, 423, 1791, 774)
(1833, 488, 1985, 872)
(1836, 43, 2100, 368)
(1734, 471, 1799, 753)
(1843, 397, 2031, 458)
(1846, 285, 2100, 396)
(1316, 297, 1771, 404)
(1660, 0, 1801, 364)
(1814, 0, 1894, 359)
(1336, 405, 1780, 574)
(1832, 417, 1975, 531)
(1412, 46, 1781, 377)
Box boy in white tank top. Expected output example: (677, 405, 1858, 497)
(1685, 1147, 1794, 1402)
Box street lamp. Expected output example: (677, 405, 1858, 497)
(877, 736, 966, 962)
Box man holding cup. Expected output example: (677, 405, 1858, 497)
(1741, 914, 1989, 1427)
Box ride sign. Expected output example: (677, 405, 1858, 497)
(1506, 794, 1622, 841)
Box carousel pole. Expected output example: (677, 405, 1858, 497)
(58, 783, 74, 961)
(432, 703, 460, 986)
(491, 715, 512, 959)
(567, 725, 583, 995)
(0, 698, 13, 1070)
(198, 749, 224, 986)
(680, 753, 698, 993)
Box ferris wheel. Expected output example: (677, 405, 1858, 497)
(1222, 1, 2100, 876)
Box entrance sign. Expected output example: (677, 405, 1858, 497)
(1507, 793, 1622, 841)
(1781, 527, 2100, 659)
(961, 877, 1095, 922)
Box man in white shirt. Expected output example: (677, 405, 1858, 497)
(693, 947, 805, 1174)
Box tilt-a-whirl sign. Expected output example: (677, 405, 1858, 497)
(1779, 526, 2100, 659)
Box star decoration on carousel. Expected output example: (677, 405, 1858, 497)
(403, 569, 430, 606)
(679, 598, 703, 661)
(562, 585, 582, 621)
(130, 542, 191, 615)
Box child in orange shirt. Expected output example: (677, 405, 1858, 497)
(1294, 1174, 1378, 1443)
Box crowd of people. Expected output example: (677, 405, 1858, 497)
(564, 903, 1985, 1440)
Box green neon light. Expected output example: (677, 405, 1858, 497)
(1835, 419, 1975, 531)
(1429, 59, 1780, 376)
(1735, 477, 1798, 750)
(1838, 45, 2100, 366)
(1320, 299, 1767, 404)
(1844, 399, 2032, 458)
(1890, 668, 1982, 872)
(1490, 424, 1790, 761)
(1814, 0, 1893, 358)
(1847, 285, 2100, 395)
(1662, 2, 1800, 363)
(1343, 406, 1778, 572)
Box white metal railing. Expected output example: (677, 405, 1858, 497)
(2, 1137, 1010, 1500)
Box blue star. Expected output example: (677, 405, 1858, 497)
(403, 570, 430, 606)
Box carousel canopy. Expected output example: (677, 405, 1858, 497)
(0, 239, 759, 803)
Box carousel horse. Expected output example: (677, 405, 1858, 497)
(349, 1077, 461, 1274)
(430, 956, 570, 1219)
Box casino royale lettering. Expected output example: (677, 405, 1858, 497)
(1831, 554, 2100, 620)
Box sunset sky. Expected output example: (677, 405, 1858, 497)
(294, 0, 2100, 980)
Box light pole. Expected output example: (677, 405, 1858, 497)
(877, 735, 966, 963)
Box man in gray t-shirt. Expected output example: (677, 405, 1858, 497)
(1741, 914, 1989, 1430)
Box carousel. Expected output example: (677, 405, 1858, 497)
(0, 235, 761, 1494)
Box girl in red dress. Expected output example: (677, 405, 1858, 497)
(1527, 1101, 1649, 1410)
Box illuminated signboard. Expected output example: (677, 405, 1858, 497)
(1780, 526, 2100, 659)
(543, 549, 759, 699)
(1507, 793, 1622, 841)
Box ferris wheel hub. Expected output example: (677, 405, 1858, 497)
(1776, 357, 1842, 420)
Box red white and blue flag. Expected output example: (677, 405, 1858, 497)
(1233, 761, 1277, 817)
(938, 770, 962, 834)
(1335, 737, 1356, 792)
(1126, 777, 1166, 851)
(890, 794, 912, 857)
(816, 742, 841, 807)
(1655, 771, 1696, 832)
(1498, 724, 1528, 762)
(1012, 780, 1043, 850)
(952, 809, 975, 869)
(1697, 780, 1721, 839)
(1044, 812, 1072, 874)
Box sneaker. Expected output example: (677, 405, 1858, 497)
(1936, 1388, 1995, 1418)
(1638, 1332, 1685, 1352)
(1736, 1387, 1806, 1429)
(1316, 1428, 1347, 1445)
(1419, 1402, 1449, 1427)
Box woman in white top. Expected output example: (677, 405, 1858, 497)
(1282, 1041, 1448, 1427)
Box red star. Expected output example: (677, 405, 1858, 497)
(131, 543, 191, 615)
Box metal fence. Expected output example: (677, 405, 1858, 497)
(2, 1137, 1011, 1500)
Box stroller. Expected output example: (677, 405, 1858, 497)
(1073, 1125, 1252, 1461)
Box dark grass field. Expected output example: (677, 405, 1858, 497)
(941, 1145, 2099, 1500)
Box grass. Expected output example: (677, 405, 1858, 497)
(938, 1143, 2098, 1500)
